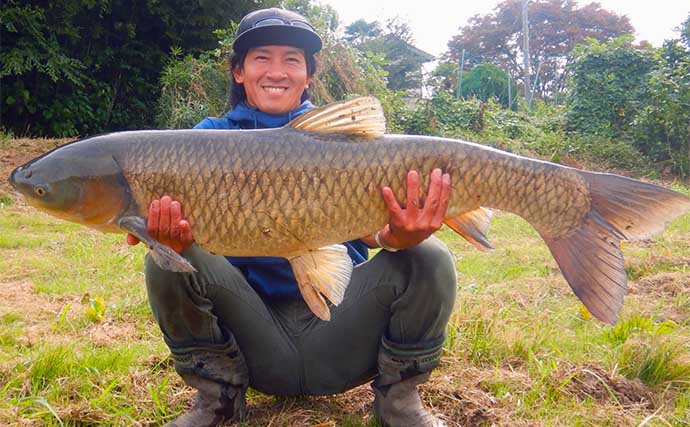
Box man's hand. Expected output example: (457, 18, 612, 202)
(376, 168, 451, 250)
(126, 195, 194, 254)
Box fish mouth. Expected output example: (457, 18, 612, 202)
(8, 166, 20, 190)
(8, 165, 32, 195)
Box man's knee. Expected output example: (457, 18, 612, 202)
(146, 243, 223, 284)
(145, 253, 186, 305)
(144, 245, 211, 310)
(384, 236, 457, 343)
(405, 236, 457, 297)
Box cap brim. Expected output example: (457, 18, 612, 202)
(233, 26, 322, 54)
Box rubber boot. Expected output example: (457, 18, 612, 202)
(371, 337, 446, 427)
(165, 338, 249, 427)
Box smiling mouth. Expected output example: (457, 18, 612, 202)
(262, 86, 287, 93)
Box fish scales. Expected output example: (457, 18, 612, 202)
(121, 130, 404, 255)
(116, 130, 588, 257)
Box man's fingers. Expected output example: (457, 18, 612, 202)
(170, 200, 182, 241)
(180, 220, 193, 244)
(405, 170, 420, 218)
(159, 196, 172, 239)
(382, 186, 403, 217)
(431, 173, 452, 228)
(381, 187, 404, 225)
(148, 199, 160, 240)
(423, 169, 443, 218)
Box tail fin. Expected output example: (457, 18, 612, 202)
(542, 172, 690, 324)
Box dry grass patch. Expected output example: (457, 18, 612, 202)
(0, 279, 143, 350)
(632, 272, 690, 297)
(85, 320, 139, 347)
(1, 280, 64, 316)
(627, 273, 690, 324)
(243, 387, 374, 427)
(427, 362, 533, 426)
(557, 363, 656, 409)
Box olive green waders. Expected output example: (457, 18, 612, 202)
(145, 236, 457, 425)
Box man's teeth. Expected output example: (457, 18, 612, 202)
(264, 87, 286, 93)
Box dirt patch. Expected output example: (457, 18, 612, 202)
(0, 138, 71, 197)
(0, 281, 76, 347)
(0, 280, 140, 348)
(628, 272, 690, 322)
(430, 374, 501, 427)
(557, 363, 655, 409)
(630, 272, 690, 297)
(0, 280, 65, 318)
(247, 387, 373, 427)
(423, 360, 538, 427)
(86, 320, 138, 346)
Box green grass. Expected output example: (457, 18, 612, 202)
(0, 194, 12, 207)
(1, 188, 690, 426)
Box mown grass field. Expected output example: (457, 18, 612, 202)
(1, 142, 689, 426)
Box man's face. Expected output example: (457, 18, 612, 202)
(233, 45, 311, 115)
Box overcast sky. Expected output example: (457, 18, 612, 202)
(320, 0, 690, 57)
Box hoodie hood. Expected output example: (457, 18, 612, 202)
(224, 100, 315, 129)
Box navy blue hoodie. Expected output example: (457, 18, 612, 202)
(194, 101, 369, 299)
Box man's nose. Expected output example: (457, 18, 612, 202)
(265, 62, 288, 79)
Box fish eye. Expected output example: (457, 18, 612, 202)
(34, 185, 47, 197)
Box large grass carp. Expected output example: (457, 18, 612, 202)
(9, 97, 690, 323)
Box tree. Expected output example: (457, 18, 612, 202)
(446, 0, 633, 101)
(347, 18, 434, 92)
(566, 36, 654, 138)
(681, 13, 690, 47)
(633, 14, 690, 176)
(1, 0, 276, 137)
(282, 0, 339, 34)
(458, 64, 516, 108)
(344, 19, 382, 45)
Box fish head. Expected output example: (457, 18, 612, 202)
(9, 142, 130, 230)
(9, 161, 80, 212)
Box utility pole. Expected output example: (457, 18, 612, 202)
(522, 0, 531, 110)
(529, 59, 542, 110)
(456, 48, 466, 99)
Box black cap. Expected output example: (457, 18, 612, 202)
(233, 8, 323, 55)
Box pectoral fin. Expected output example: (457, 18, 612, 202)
(118, 216, 196, 273)
(289, 244, 354, 321)
(444, 208, 494, 252)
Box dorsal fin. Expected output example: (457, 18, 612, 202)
(288, 96, 385, 138)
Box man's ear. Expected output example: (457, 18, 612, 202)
(305, 76, 312, 89)
(233, 66, 244, 84)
